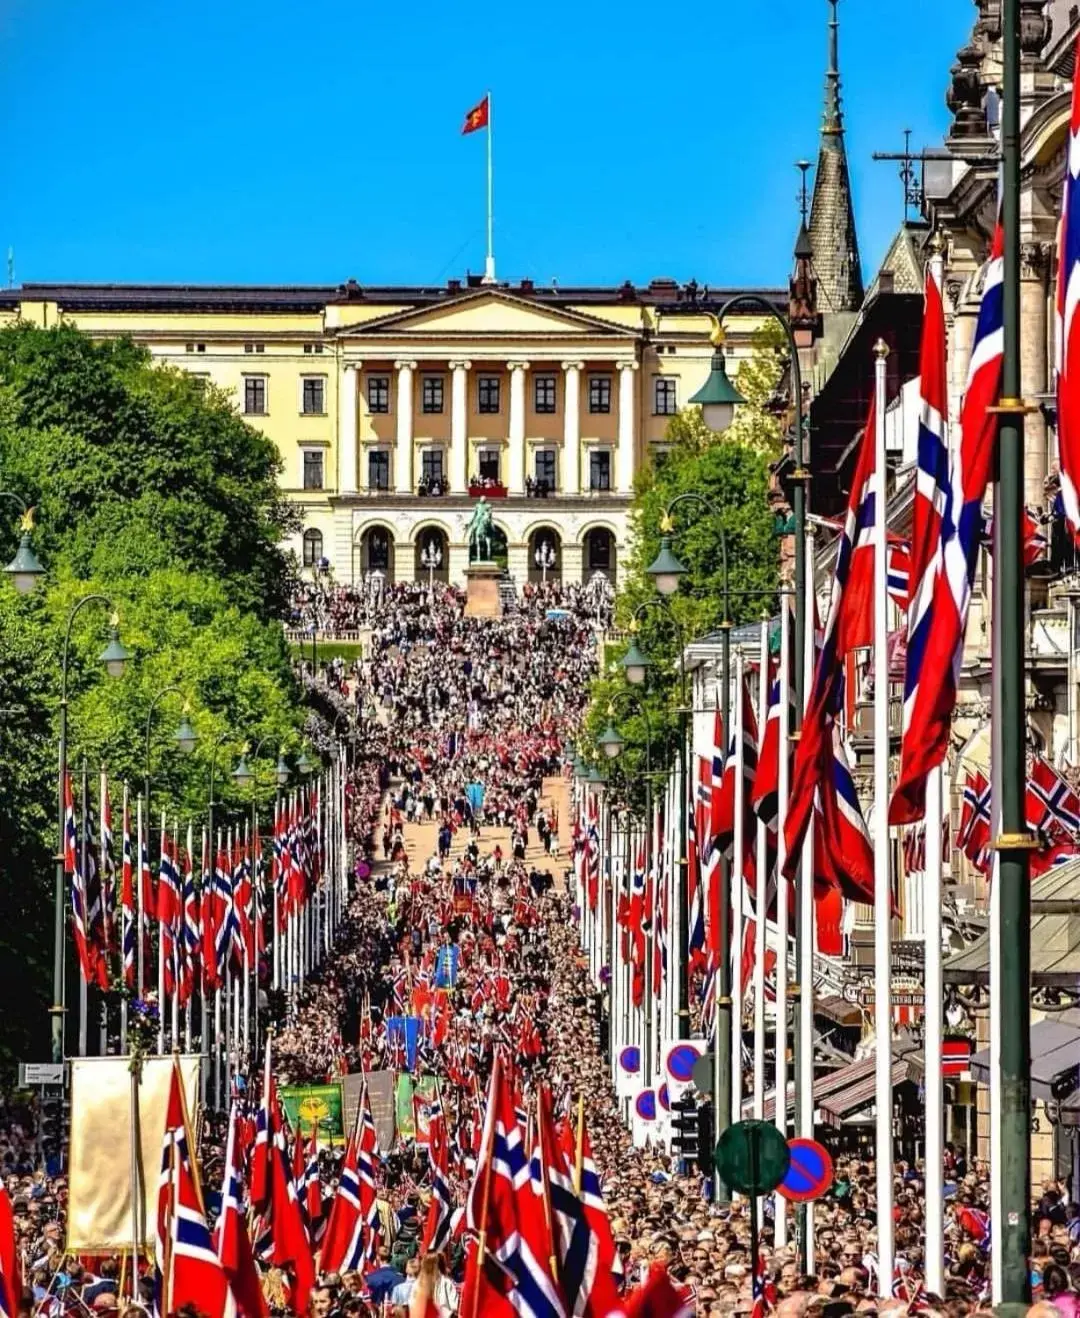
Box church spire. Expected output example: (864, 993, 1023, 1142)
(823, 0, 841, 133)
(808, 0, 863, 313)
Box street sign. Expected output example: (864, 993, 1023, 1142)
(690, 1053, 714, 1096)
(18, 1063, 63, 1087)
(714, 1119, 790, 1196)
(777, 1137, 834, 1203)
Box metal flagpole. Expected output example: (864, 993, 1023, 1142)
(171, 815, 180, 1049)
(120, 782, 129, 1056)
(272, 796, 280, 993)
(100, 766, 109, 1056)
(989, 471, 1005, 1306)
(157, 811, 166, 1055)
(79, 759, 89, 1058)
(199, 827, 208, 1111)
(872, 340, 895, 1296)
(224, 827, 233, 1105)
(924, 764, 945, 1297)
(753, 616, 769, 1123)
(774, 598, 791, 1248)
(136, 795, 145, 998)
(798, 527, 816, 1268)
(484, 91, 495, 284)
(185, 822, 194, 1056)
(732, 652, 746, 1125)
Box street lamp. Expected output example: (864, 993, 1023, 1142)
(276, 751, 291, 787)
(688, 320, 747, 434)
(534, 539, 556, 586)
(646, 520, 689, 598)
(232, 751, 254, 788)
(0, 498, 46, 595)
(296, 750, 313, 777)
(54, 596, 132, 1063)
(596, 720, 625, 760)
(420, 538, 443, 592)
(621, 632, 651, 686)
(145, 686, 197, 826)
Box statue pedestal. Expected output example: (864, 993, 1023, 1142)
(464, 562, 503, 618)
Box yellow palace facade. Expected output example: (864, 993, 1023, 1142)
(3, 276, 783, 589)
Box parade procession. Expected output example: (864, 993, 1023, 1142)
(9, 0, 1080, 1315)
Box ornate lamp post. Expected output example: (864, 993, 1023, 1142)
(0, 495, 46, 594)
(534, 539, 556, 586)
(420, 538, 443, 592)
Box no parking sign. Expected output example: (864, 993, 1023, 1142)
(777, 1138, 835, 1203)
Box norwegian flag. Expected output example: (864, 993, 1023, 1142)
(421, 1096, 454, 1256)
(626, 1262, 695, 1318)
(247, 1045, 315, 1316)
(211, 844, 238, 985)
(355, 1086, 382, 1262)
(532, 1085, 622, 1318)
(461, 1052, 565, 1318)
(957, 768, 992, 872)
(751, 663, 786, 834)
(100, 770, 116, 958)
(785, 392, 878, 875)
(302, 1124, 323, 1229)
(65, 771, 97, 987)
(215, 1100, 268, 1318)
(155, 1060, 229, 1318)
(1028, 754, 1080, 840)
(628, 847, 647, 1008)
(892, 221, 1002, 821)
(814, 728, 876, 906)
(686, 791, 707, 972)
(180, 832, 200, 1007)
(0, 1187, 22, 1318)
(158, 830, 182, 999)
(751, 1250, 777, 1318)
(586, 794, 600, 911)
(1058, 39, 1080, 544)
(201, 833, 222, 993)
(554, 1113, 621, 1289)
(714, 677, 758, 861)
(320, 1101, 366, 1272)
(121, 788, 136, 989)
(886, 541, 911, 609)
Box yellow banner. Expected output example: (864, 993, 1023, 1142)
(67, 1055, 201, 1254)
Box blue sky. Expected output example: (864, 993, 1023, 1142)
(0, 0, 972, 290)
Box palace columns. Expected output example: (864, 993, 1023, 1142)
(394, 360, 416, 495)
(508, 361, 529, 495)
(449, 360, 471, 494)
(617, 360, 638, 494)
(562, 361, 583, 496)
(339, 363, 359, 495)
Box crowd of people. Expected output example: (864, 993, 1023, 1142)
(3, 581, 1078, 1318)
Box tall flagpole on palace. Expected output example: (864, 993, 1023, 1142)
(483, 91, 496, 285)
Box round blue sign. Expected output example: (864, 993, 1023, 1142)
(619, 1045, 641, 1074)
(634, 1089, 657, 1120)
(778, 1138, 834, 1203)
(666, 1043, 701, 1083)
(657, 1083, 671, 1111)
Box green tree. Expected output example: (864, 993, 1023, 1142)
(582, 416, 780, 802)
(0, 324, 298, 620)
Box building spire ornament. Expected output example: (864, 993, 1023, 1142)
(808, 0, 864, 314)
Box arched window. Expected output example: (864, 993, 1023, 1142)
(302, 528, 323, 568)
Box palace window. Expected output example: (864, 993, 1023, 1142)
(534, 375, 557, 414)
(243, 376, 267, 415)
(301, 376, 326, 415)
(421, 449, 445, 482)
(588, 375, 612, 414)
(302, 449, 324, 490)
(368, 450, 390, 491)
(302, 528, 323, 567)
(422, 375, 445, 414)
(478, 448, 501, 482)
(367, 376, 390, 414)
(654, 376, 678, 415)
(589, 449, 612, 491)
(478, 376, 501, 414)
(534, 449, 556, 489)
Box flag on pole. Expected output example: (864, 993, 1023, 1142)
(215, 1101, 268, 1318)
(121, 788, 136, 988)
(462, 95, 490, 134)
(1057, 37, 1080, 543)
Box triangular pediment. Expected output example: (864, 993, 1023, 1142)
(336, 288, 639, 340)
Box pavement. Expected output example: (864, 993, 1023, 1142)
(391, 774, 572, 876)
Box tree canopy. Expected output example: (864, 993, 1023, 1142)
(0, 324, 308, 1064)
(582, 404, 781, 802)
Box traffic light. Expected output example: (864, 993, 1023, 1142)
(696, 1100, 714, 1175)
(671, 1094, 698, 1158)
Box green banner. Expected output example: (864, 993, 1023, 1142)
(394, 1074, 438, 1141)
(280, 1083, 345, 1144)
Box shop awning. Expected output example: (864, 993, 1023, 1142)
(749, 1048, 914, 1123)
(818, 1059, 912, 1127)
(970, 1016, 1080, 1102)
